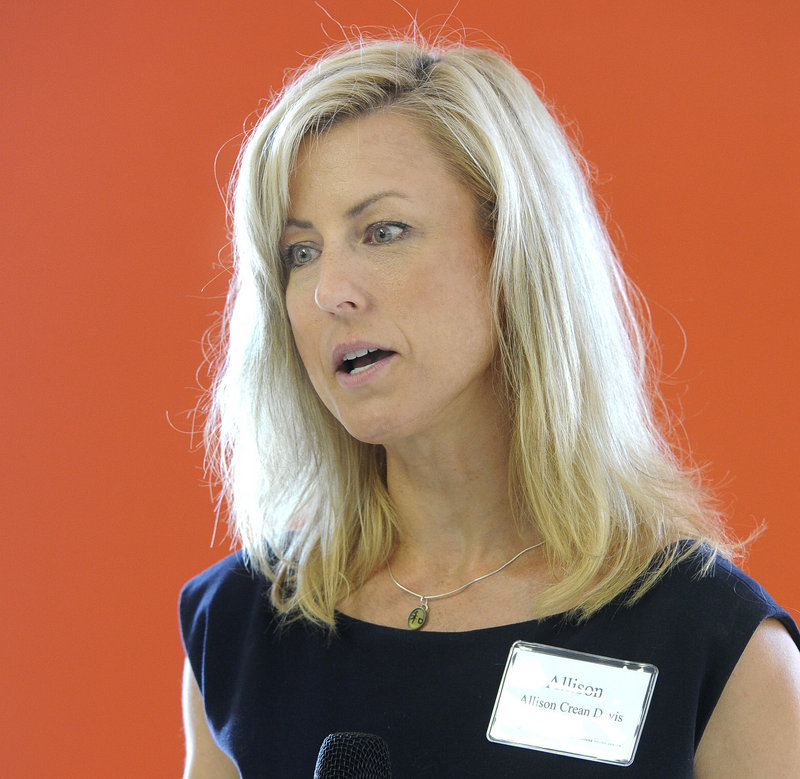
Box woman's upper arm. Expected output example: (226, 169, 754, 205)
(181, 658, 240, 779)
(694, 618, 800, 777)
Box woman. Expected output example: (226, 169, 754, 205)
(180, 38, 800, 777)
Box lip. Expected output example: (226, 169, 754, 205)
(336, 352, 396, 388)
(331, 341, 394, 370)
(331, 340, 397, 388)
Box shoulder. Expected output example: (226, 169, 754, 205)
(636, 547, 799, 645)
(180, 552, 263, 615)
(627, 547, 800, 746)
(694, 617, 800, 775)
(630, 547, 800, 672)
(576, 545, 799, 747)
(179, 552, 273, 681)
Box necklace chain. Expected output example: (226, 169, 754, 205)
(386, 541, 544, 630)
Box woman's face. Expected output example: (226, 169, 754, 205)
(282, 111, 497, 447)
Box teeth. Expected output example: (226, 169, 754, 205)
(342, 347, 378, 362)
(349, 363, 373, 375)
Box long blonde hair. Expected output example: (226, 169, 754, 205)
(206, 36, 730, 626)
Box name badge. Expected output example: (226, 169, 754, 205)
(486, 641, 658, 766)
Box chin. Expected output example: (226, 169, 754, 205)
(333, 409, 412, 447)
(323, 396, 404, 447)
(340, 420, 397, 447)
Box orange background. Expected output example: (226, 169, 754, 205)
(3, 1, 798, 775)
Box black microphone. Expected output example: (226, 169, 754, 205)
(314, 732, 392, 778)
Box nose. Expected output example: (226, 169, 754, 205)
(313, 251, 369, 314)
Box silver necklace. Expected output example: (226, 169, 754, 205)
(386, 542, 544, 630)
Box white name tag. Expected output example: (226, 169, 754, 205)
(486, 641, 658, 766)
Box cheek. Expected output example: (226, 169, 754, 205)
(456, 271, 496, 361)
(285, 282, 308, 339)
(284, 277, 300, 322)
(284, 290, 316, 371)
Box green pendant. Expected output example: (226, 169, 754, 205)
(407, 606, 427, 630)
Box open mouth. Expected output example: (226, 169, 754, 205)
(339, 347, 395, 375)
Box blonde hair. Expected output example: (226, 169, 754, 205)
(206, 36, 730, 626)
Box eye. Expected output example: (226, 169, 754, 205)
(364, 222, 408, 245)
(282, 243, 320, 268)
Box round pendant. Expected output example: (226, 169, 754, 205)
(407, 606, 427, 630)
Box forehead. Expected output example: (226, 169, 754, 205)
(287, 112, 457, 205)
(297, 110, 436, 160)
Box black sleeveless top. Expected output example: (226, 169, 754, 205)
(180, 551, 799, 778)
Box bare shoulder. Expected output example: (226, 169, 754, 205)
(694, 618, 800, 777)
(181, 659, 240, 779)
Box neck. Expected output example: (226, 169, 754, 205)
(383, 402, 537, 578)
(338, 403, 550, 630)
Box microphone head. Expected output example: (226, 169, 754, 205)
(313, 732, 392, 778)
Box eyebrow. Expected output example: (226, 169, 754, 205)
(284, 191, 406, 230)
(345, 191, 405, 219)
